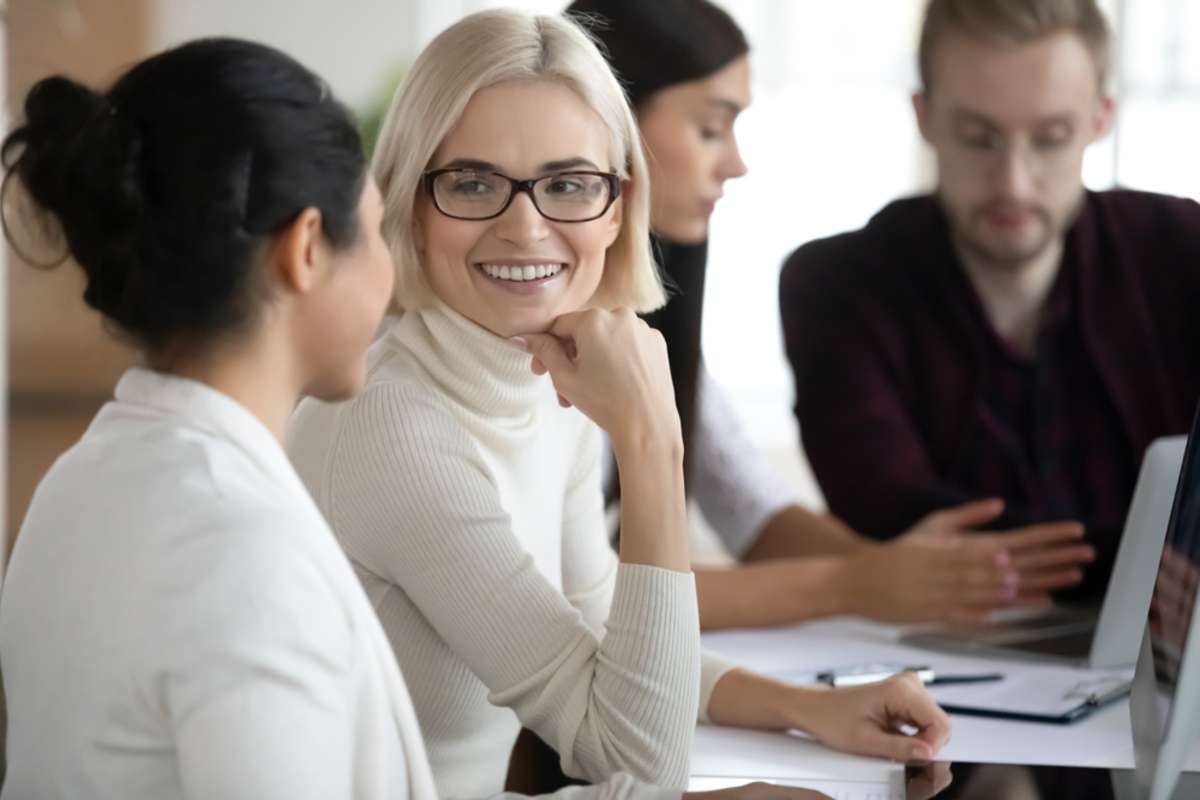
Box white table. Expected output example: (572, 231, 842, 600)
(693, 617, 1200, 783)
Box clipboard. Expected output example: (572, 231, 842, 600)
(928, 669, 1133, 725)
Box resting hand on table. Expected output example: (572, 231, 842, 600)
(795, 673, 951, 763)
(709, 669, 951, 764)
(840, 499, 1093, 625)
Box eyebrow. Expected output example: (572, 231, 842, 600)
(436, 156, 603, 173)
(706, 98, 745, 117)
(950, 108, 1076, 129)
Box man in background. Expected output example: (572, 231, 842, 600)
(780, 0, 1200, 601)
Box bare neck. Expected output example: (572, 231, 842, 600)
(957, 239, 1064, 358)
(158, 333, 300, 442)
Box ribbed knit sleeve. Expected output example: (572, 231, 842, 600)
(326, 383, 701, 788)
(558, 423, 734, 724)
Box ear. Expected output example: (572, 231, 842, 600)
(274, 207, 325, 294)
(912, 91, 934, 144)
(1092, 94, 1117, 142)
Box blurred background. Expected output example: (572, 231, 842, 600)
(5, 0, 1199, 553)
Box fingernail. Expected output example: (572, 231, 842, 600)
(509, 336, 529, 351)
(993, 551, 1011, 568)
(913, 744, 933, 762)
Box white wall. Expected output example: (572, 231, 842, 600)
(150, 0, 564, 111)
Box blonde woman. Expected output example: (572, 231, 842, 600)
(287, 10, 950, 798)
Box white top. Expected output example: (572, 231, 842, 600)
(0, 368, 427, 799)
(288, 304, 733, 799)
(0, 368, 673, 800)
(603, 364, 802, 558)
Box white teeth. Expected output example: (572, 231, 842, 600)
(479, 263, 565, 282)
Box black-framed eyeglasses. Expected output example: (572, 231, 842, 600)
(422, 168, 622, 223)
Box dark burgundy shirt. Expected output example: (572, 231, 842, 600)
(780, 190, 1200, 599)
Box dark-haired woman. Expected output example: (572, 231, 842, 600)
(570, 0, 1094, 630)
(0, 35, 835, 800)
(0, 37, 415, 799)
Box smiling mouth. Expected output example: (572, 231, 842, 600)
(476, 262, 567, 283)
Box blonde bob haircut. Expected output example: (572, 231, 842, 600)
(372, 9, 664, 313)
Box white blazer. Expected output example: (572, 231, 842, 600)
(0, 368, 437, 799)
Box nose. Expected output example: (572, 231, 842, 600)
(995, 141, 1037, 201)
(492, 190, 550, 247)
(720, 138, 748, 181)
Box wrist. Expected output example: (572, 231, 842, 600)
(779, 684, 833, 736)
(611, 423, 684, 468)
(781, 557, 858, 619)
(825, 554, 869, 617)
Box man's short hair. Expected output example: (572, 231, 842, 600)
(918, 0, 1112, 92)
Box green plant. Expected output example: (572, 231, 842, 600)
(357, 63, 408, 160)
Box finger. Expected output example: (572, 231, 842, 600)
(923, 498, 1006, 531)
(1010, 591, 1055, 608)
(1011, 544, 1095, 571)
(530, 357, 547, 375)
(557, 392, 572, 408)
(887, 675, 952, 753)
(521, 332, 574, 375)
(1014, 567, 1086, 592)
(957, 577, 1019, 607)
(990, 521, 1086, 551)
(850, 722, 937, 763)
(951, 556, 1019, 598)
(545, 309, 590, 339)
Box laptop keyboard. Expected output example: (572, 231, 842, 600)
(1005, 629, 1097, 658)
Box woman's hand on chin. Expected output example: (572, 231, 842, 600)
(520, 307, 682, 454)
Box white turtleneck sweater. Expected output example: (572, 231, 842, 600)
(288, 304, 733, 798)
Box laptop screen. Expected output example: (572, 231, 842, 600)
(1146, 399, 1200, 734)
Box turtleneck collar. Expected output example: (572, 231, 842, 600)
(386, 300, 550, 419)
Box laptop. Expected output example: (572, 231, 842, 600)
(902, 432, 1189, 668)
(1129, 399, 1200, 800)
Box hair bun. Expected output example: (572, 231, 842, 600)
(25, 75, 112, 139)
(6, 75, 147, 329)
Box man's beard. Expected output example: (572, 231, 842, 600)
(947, 194, 1083, 272)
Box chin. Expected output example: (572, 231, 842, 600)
(307, 368, 365, 405)
(657, 219, 710, 245)
(488, 312, 555, 339)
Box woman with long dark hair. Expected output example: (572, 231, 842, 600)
(569, 0, 1094, 630)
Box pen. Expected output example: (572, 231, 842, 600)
(925, 672, 1004, 686)
(816, 665, 935, 687)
